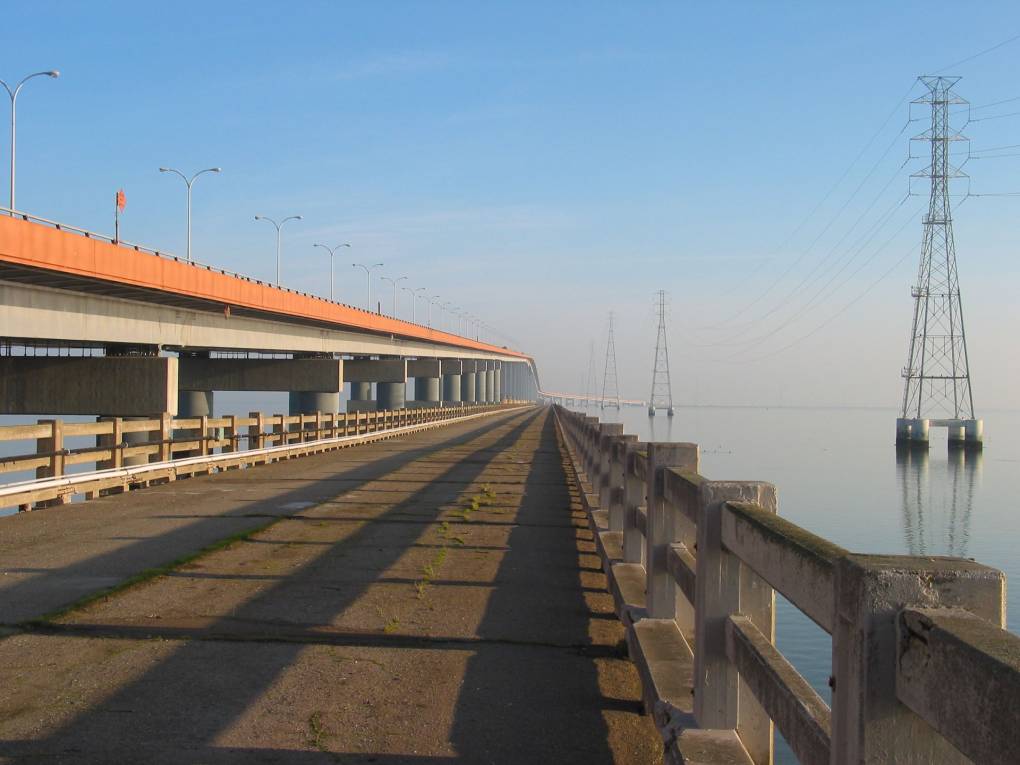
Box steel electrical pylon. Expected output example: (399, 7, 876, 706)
(600, 312, 621, 410)
(899, 77, 975, 419)
(648, 290, 675, 417)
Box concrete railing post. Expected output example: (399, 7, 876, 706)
(623, 441, 647, 566)
(830, 554, 1005, 764)
(609, 434, 638, 532)
(645, 442, 699, 620)
(694, 481, 777, 765)
(36, 419, 64, 481)
(223, 415, 237, 454)
(598, 423, 624, 511)
(159, 413, 173, 461)
(248, 411, 264, 450)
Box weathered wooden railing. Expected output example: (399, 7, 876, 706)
(0, 403, 527, 512)
(554, 405, 1018, 765)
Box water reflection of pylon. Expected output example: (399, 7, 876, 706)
(897, 447, 980, 557)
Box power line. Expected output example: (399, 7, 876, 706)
(696, 83, 921, 330)
(934, 32, 1020, 73)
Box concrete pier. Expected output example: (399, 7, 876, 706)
(442, 359, 462, 405)
(376, 381, 405, 410)
(0, 407, 660, 762)
(461, 360, 478, 404)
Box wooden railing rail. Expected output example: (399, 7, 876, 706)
(1, 403, 529, 513)
(553, 405, 1015, 765)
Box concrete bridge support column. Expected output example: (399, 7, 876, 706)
(415, 376, 440, 403)
(495, 362, 502, 402)
(345, 358, 407, 412)
(490, 362, 499, 403)
(407, 359, 441, 407)
(376, 382, 405, 411)
(441, 359, 462, 406)
(289, 391, 341, 416)
(461, 360, 478, 404)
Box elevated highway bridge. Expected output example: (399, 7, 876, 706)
(0, 212, 539, 417)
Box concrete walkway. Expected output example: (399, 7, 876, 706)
(0, 407, 661, 763)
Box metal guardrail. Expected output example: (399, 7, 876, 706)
(554, 405, 1018, 765)
(1, 404, 528, 512)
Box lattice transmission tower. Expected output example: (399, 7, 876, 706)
(601, 312, 621, 410)
(899, 76, 975, 423)
(648, 290, 675, 417)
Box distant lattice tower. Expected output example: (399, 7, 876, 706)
(897, 76, 981, 450)
(601, 312, 621, 410)
(648, 290, 675, 417)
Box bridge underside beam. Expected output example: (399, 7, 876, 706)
(179, 357, 343, 392)
(0, 356, 178, 416)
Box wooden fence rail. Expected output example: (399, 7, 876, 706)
(0, 403, 527, 512)
(554, 405, 1018, 765)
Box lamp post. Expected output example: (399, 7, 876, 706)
(1, 69, 59, 211)
(428, 295, 442, 328)
(160, 167, 221, 261)
(380, 275, 408, 317)
(352, 262, 384, 311)
(254, 214, 302, 287)
(313, 242, 350, 301)
(402, 286, 426, 323)
(440, 302, 454, 332)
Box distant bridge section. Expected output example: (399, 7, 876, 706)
(540, 391, 646, 408)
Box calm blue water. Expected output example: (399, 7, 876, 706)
(569, 402, 1018, 763)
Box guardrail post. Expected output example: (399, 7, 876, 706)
(36, 419, 65, 481)
(623, 441, 647, 565)
(159, 413, 173, 461)
(645, 442, 699, 620)
(598, 423, 624, 511)
(694, 481, 777, 765)
(198, 416, 210, 457)
(609, 434, 637, 532)
(272, 415, 284, 449)
(248, 411, 264, 449)
(831, 553, 1005, 764)
(222, 415, 237, 454)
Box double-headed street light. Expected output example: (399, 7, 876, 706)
(427, 295, 442, 328)
(313, 242, 350, 301)
(380, 275, 408, 317)
(352, 262, 384, 311)
(254, 214, 302, 286)
(1, 69, 59, 210)
(402, 286, 426, 323)
(160, 167, 221, 261)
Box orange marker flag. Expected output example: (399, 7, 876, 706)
(116, 189, 126, 211)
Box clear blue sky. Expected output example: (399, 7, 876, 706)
(3, 2, 1019, 407)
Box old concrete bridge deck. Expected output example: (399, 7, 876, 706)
(0, 407, 660, 763)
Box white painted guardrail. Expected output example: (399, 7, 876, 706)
(554, 405, 1018, 765)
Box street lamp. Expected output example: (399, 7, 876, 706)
(440, 301, 455, 332)
(313, 242, 350, 301)
(352, 262, 384, 311)
(159, 167, 221, 261)
(380, 275, 408, 317)
(1, 69, 59, 210)
(254, 214, 302, 286)
(402, 286, 426, 323)
(428, 295, 442, 328)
